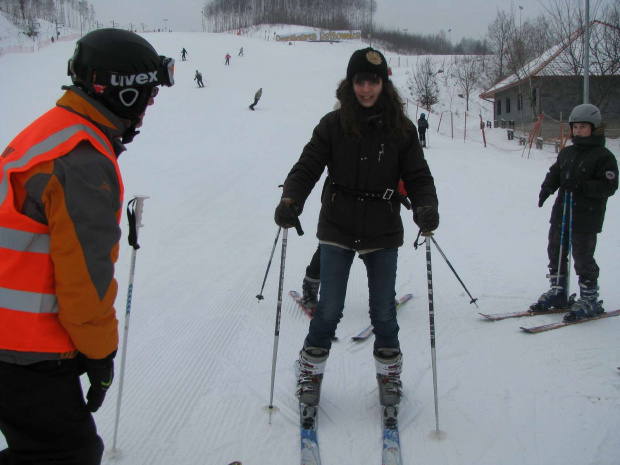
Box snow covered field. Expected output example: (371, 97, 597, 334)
(1, 27, 619, 465)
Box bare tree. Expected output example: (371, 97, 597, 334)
(542, 0, 618, 109)
(486, 7, 515, 81)
(452, 55, 482, 112)
(407, 56, 439, 113)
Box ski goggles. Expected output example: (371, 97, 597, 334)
(72, 55, 175, 90)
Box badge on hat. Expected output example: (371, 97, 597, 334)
(366, 50, 383, 66)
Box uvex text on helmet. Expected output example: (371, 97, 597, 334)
(67, 29, 174, 121)
(568, 103, 602, 129)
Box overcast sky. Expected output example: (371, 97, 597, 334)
(88, 0, 549, 41)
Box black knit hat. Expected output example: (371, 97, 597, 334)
(346, 48, 389, 82)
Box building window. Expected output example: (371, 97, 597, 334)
(506, 98, 511, 113)
(517, 93, 522, 111)
(497, 99, 502, 115)
(532, 88, 537, 108)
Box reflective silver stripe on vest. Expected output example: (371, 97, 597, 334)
(0, 287, 58, 313)
(0, 123, 114, 205)
(0, 227, 50, 253)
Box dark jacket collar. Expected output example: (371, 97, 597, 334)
(571, 132, 606, 148)
(56, 85, 128, 157)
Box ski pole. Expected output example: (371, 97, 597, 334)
(422, 232, 447, 440)
(555, 190, 569, 293)
(266, 227, 288, 424)
(111, 196, 149, 455)
(429, 236, 478, 307)
(566, 192, 573, 295)
(256, 227, 281, 301)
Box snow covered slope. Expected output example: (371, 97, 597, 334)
(1, 29, 619, 465)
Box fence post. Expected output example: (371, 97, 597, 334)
(451, 112, 454, 139)
(464, 112, 467, 142)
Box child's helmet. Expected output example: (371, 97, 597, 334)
(568, 104, 602, 129)
(68, 29, 174, 122)
(420, 113, 426, 118)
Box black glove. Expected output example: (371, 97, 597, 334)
(538, 186, 554, 207)
(274, 198, 298, 228)
(563, 179, 582, 193)
(414, 206, 439, 233)
(78, 351, 116, 412)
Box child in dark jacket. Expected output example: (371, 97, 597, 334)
(533, 103, 618, 322)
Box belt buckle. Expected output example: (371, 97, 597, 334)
(383, 189, 394, 200)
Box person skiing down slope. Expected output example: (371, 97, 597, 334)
(194, 70, 205, 88)
(249, 87, 262, 110)
(274, 47, 439, 409)
(532, 103, 617, 322)
(181, 47, 188, 61)
(417, 113, 429, 148)
(0, 29, 174, 465)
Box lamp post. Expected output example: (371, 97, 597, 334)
(583, 0, 590, 103)
(519, 6, 523, 32)
(369, 0, 373, 47)
(448, 29, 451, 53)
(163, 19, 168, 32)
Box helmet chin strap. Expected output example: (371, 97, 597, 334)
(121, 122, 141, 144)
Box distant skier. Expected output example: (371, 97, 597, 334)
(181, 48, 188, 61)
(249, 87, 262, 110)
(194, 70, 204, 88)
(533, 103, 618, 322)
(238, 47, 244, 56)
(417, 113, 429, 147)
(225, 53, 231, 65)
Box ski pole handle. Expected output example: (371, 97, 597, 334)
(292, 210, 304, 236)
(127, 196, 150, 250)
(132, 195, 149, 231)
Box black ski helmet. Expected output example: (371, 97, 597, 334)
(68, 29, 174, 121)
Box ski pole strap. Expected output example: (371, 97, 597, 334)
(127, 198, 140, 250)
(413, 229, 424, 249)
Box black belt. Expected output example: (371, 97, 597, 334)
(331, 183, 395, 200)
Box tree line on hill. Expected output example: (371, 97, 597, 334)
(2, 0, 95, 37)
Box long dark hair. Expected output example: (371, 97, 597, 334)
(336, 77, 411, 141)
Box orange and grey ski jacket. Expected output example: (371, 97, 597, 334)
(0, 87, 125, 364)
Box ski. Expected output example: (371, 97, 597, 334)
(479, 308, 568, 321)
(480, 294, 576, 320)
(295, 361, 321, 465)
(300, 403, 321, 465)
(520, 309, 620, 333)
(351, 294, 413, 341)
(382, 406, 402, 465)
(290, 290, 315, 319)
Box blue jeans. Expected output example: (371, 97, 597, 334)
(304, 245, 399, 351)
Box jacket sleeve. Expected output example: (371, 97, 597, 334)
(542, 158, 561, 192)
(281, 113, 334, 212)
(37, 142, 121, 359)
(400, 126, 438, 210)
(583, 149, 619, 199)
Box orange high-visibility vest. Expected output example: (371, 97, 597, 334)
(0, 106, 124, 355)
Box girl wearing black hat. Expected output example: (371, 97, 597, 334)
(274, 47, 439, 410)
